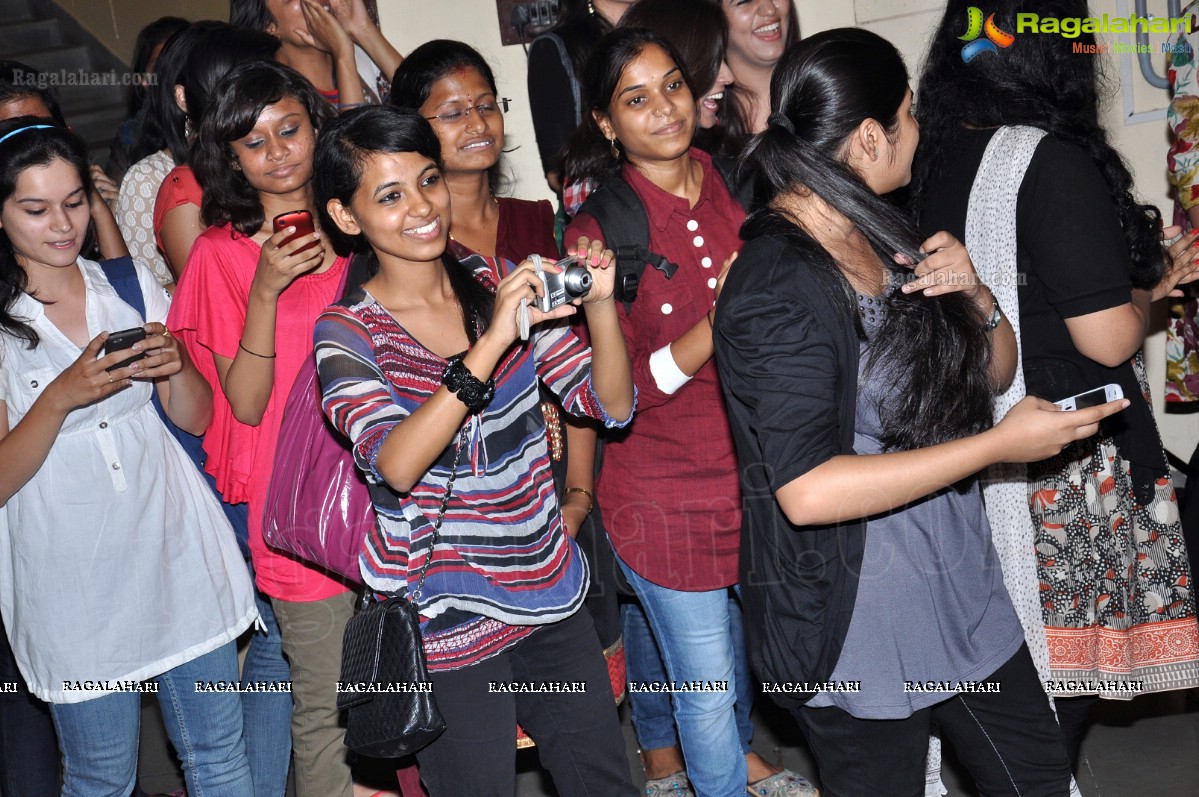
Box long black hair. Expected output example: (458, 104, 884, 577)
(194, 61, 333, 236)
(912, 0, 1163, 289)
(564, 27, 696, 185)
(389, 40, 507, 195)
(0, 118, 93, 348)
(620, 0, 750, 153)
(743, 28, 994, 450)
(129, 22, 202, 166)
(127, 16, 189, 118)
(134, 23, 281, 168)
(314, 106, 493, 343)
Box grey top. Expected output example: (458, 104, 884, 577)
(806, 293, 1024, 718)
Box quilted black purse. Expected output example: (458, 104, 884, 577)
(338, 429, 467, 758)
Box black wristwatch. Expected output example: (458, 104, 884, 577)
(441, 355, 495, 413)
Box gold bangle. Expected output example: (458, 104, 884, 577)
(564, 487, 594, 514)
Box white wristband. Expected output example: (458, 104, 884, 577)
(648, 344, 692, 395)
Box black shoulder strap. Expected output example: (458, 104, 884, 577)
(578, 178, 678, 313)
(711, 154, 753, 212)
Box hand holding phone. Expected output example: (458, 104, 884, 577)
(102, 327, 147, 372)
(1053, 383, 1124, 412)
(272, 209, 319, 255)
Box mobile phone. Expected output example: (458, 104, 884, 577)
(272, 209, 318, 254)
(1054, 383, 1124, 411)
(103, 327, 147, 372)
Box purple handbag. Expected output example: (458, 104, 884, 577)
(262, 258, 372, 583)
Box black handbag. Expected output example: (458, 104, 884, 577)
(338, 429, 467, 758)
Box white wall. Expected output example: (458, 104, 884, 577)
(376, 0, 1196, 461)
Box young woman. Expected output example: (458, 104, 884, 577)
(0, 71, 129, 264)
(528, 0, 634, 193)
(716, 0, 798, 133)
(230, 0, 401, 108)
(153, 24, 283, 277)
(914, 0, 1199, 772)
(391, 38, 627, 757)
(0, 120, 256, 796)
(312, 104, 637, 797)
(563, 28, 810, 797)
(713, 28, 1131, 796)
(622, 0, 742, 148)
(105, 15, 189, 182)
(166, 62, 366, 797)
(390, 40, 556, 269)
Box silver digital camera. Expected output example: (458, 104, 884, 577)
(534, 255, 592, 312)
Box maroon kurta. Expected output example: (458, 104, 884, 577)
(567, 149, 745, 590)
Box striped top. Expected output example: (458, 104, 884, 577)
(314, 255, 633, 670)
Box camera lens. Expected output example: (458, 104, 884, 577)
(563, 265, 592, 299)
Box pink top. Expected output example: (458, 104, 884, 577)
(153, 164, 203, 254)
(168, 225, 351, 602)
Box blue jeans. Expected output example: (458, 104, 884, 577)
(242, 577, 293, 797)
(618, 557, 747, 797)
(50, 642, 252, 797)
(623, 592, 755, 755)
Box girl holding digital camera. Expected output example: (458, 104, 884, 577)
(312, 104, 637, 797)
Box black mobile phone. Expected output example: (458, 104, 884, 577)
(103, 327, 147, 372)
(272, 209, 318, 254)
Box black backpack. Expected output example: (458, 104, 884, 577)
(576, 155, 752, 312)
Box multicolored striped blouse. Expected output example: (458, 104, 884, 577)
(314, 255, 633, 670)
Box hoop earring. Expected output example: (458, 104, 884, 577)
(609, 138, 621, 159)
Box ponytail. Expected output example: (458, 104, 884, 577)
(743, 30, 995, 450)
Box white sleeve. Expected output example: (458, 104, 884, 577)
(135, 260, 172, 324)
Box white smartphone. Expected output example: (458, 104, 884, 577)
(1053, 383, 1124, 411)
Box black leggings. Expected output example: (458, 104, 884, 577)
(415, 609, 637, 797)
(792, 644, 1072, 797)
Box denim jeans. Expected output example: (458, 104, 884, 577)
(242, 577, 293, 797)
(617, 557, 747, 797)
(50, 642, 252, 797)
(622, 592, 755, 755)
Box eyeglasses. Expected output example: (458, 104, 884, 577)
(425, 98, 510, 126)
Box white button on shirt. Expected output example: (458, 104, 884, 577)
(686, 220, 699, 231)
(693, 236, 704, 248)
(0, 258, 257, 703)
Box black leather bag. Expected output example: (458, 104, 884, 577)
(338, 591, 445, 757)
(337, 429, 467, 758)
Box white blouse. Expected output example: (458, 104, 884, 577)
(0, 258, 256, 703)
(117, 149, 175, 287)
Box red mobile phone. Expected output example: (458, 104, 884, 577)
(272, 209, 318, 254)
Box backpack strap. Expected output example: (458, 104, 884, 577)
(577, 178, 678, 313)
(98, 256, 147, 320)
(537, 32, 582, 127)
(96, 255, 251, 553)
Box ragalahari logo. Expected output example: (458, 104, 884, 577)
(959, 7, 1016, 62)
